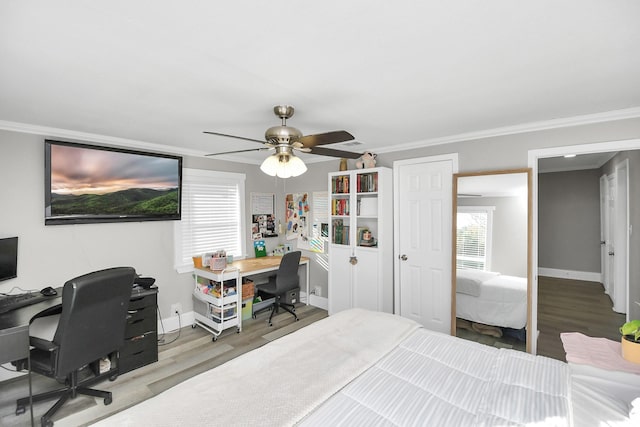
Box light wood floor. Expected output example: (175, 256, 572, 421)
(537, 276, 625, 361)
(0, 304, 327, 427)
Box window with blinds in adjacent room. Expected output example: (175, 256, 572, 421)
(456, 206, 494, 271)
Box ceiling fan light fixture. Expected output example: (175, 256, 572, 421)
(286, 153, 307, 177)
(260, 151, 307, 178)
(260, 153, 281, 176)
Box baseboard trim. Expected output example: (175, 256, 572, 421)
(309, 294, 328, 310)
(538, 267, 601, 283)
(159, 311, 195, 333)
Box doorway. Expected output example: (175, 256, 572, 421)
(529, 139, 639, 355)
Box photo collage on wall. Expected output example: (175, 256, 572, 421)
(285, 193, 310, 247)
(251, 214, 277, 240)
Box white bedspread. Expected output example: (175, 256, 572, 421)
(92, 309, 419, 427)
(457, 273, 528, 329)
(92, 308, 640, 426)
(300, 328, 572, 426)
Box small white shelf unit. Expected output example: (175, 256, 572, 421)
(328, 167, 393, 315)
(192, 267, 242, 341)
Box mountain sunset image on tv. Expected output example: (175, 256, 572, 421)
(45, 140, 182, 225)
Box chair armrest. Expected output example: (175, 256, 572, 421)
(30, 336, 57, 352)
(32, 304, 62, 320)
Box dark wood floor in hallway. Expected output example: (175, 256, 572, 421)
(537, 276, 626, 361)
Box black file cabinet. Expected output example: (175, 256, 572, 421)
(120, 288, 158, 374)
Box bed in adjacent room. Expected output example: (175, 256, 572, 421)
(92, 309, 639, 427)
(456, 268, 528, 330)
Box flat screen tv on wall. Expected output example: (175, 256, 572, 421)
(0, 237, 18, 282)
(45, 140, 182, 225)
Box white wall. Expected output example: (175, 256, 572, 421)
(2, 116, 640, 328)
(538, 169, 602, 274)
(0, 130, 267, 322)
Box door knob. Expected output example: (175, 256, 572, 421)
(609, 251, 615, 256)
(400, 254, 408, 261)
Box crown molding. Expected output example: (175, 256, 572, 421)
(0, 120, 206, 158)
(2, 106, 640, 162)
(374, 107, 640, 154)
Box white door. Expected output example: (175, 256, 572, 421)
(353, 249, 381, 311)
(600, 175, 610, 295)
(394, 156, 455, 333)
(613, 161, 629, 315)
(607, 175, 617, 308)
(328, 245, 353, 314)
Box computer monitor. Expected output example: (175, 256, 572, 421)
(0, 237, 18, 282)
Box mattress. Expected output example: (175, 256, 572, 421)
(92, 309, 639, 427)
(456, 273, 528, 329)
(300, 327, 571, 426)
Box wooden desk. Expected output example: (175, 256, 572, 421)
(198, 255, 310, 304)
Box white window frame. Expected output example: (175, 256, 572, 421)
(456, 206, 495, 271)
(174, 168, 246, 274)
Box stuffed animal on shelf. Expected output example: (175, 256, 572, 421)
(356, 152, 377, 169)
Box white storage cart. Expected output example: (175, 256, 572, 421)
(192, 267, 241, 341)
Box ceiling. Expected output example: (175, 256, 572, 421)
(537, 151, 618, 173)
(458, 173, 528, 198)
(1, 1, 640, 165)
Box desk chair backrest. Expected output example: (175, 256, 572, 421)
(53, 267, 135, 377)
(275, 251, 301, 292)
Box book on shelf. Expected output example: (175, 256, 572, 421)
(331, 219, 350, 245)
(332, 175, 351, 194)
(357, 172, 378, 193)
(331, 198, 350, 215)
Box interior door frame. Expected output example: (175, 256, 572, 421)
(528, 138, 640, 355)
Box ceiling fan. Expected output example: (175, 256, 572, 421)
(204, 105, 361, 178)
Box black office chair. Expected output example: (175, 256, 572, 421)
(16, 267, 136, 427)
(254, 251, 301, 326)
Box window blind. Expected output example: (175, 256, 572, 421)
(456, 207, 494, 271)
(174, 169, 245, 273)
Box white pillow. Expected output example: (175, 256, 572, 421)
(456, 269, 499, 296)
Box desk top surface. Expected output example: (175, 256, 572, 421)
(0, 286, 157, 331)
(196, 255, 309, 276)
(0, 294, 62, 332)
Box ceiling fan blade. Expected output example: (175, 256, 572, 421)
(309, 146, 361, 159)
(205, 147, 272, 156)
(203, 131, 265, 145)
(298, 130, 354, 148)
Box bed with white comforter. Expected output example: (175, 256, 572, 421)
(456, 269, 528, 329)
(93, 309, 640, 427)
